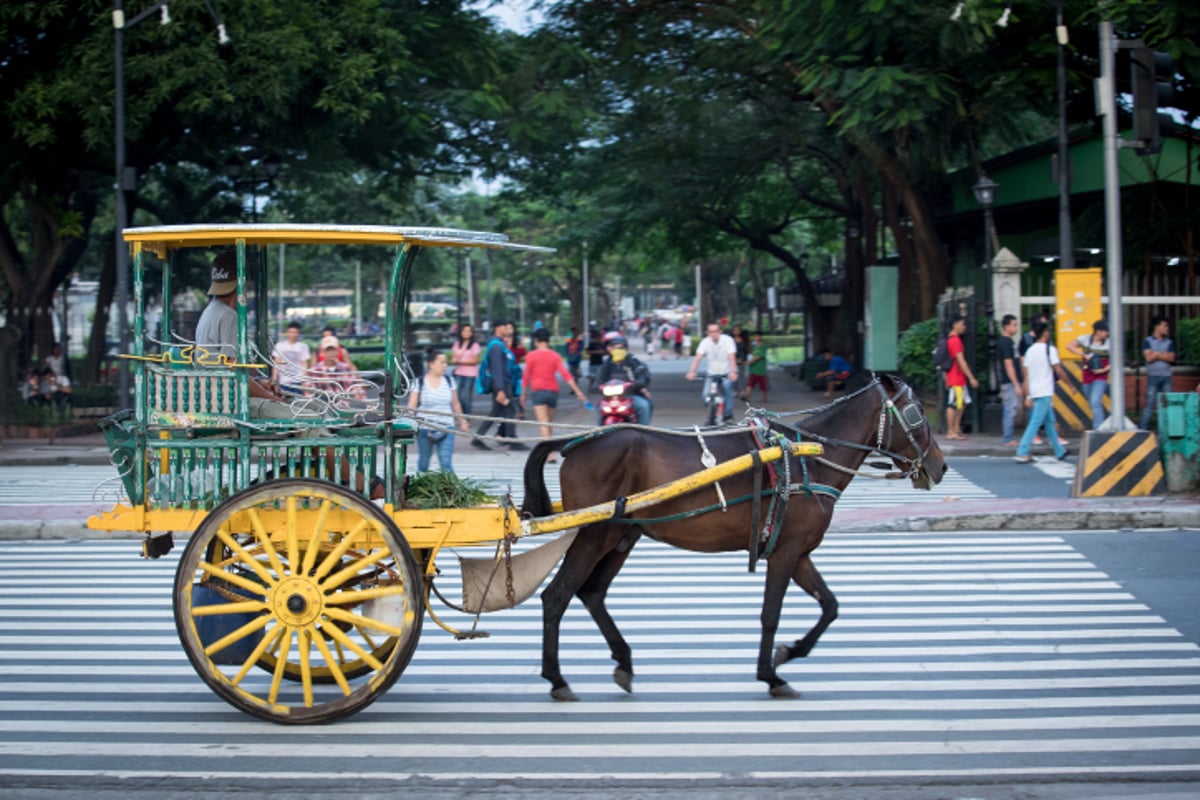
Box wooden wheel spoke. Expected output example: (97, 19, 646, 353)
(286, 497, 300, 574)
(268, 628, 294, 705)
(313, 519, 371, 581)
(247, 507, 288, 577)
(202, 612, 271, 659)
(322, 549, 393, 593)
(191, 599, 267, 616)
(214, 529, 278, 587)
(325, 584, 408, 607)
(195, 563, 270, 599)
(325, 605, 406, 638)
(231, 626, 284, 686)
(298, 628, 314, 708)
(310, 630, 352, 696)
(322, 621, 383, 670)
(301, 499, 333, 576)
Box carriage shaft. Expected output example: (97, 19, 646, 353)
(520, 441, 822, 537)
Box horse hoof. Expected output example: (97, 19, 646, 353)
(551, 685, 579, 702)
(613, 668, 634, 694)
(769, 682, 800, 699)
(772, 645, 790, 668)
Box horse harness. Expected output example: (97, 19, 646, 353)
(580, 375, 931, 573)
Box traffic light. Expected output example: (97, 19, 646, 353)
(1130, 47, 1173, 155)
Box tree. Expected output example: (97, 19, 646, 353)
(0, 0, 509, 419)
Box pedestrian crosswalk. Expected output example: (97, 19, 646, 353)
(0, 532, 1195, 785)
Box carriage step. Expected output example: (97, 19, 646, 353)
(453, 630, 492, 641)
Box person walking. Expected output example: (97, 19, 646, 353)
(1014, 322, 1070, 463)
(524, 328, 588, 459)
(406, 349, 469, 473)
(473, 320, 524, 450)
(943, 315, 979, 441)
(687, 323, 738, 422)
(565, 327, 584, 381)
(1139, 316, 1176, 430)
(450, 323, 481, 417)
(1066, 320, 1111, 430)
(744, 330, 769, 403)
(997, 314, 1024, 446)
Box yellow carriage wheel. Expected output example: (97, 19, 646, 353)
(173, 478, 423, 724)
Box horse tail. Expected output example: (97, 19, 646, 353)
(522, 437, 566, 517)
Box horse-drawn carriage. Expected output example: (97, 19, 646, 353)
(89, 224, 920, 724)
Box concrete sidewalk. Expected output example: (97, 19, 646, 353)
(2, 356, 1197, 538)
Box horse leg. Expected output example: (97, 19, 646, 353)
(756, 553, 800, 698)
(576, 531, 641, 694)
(772, 554, 838, 668)
(539, 523, 621, 701)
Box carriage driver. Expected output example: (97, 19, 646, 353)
(594, 335, 653, 425)
(194, 251, 298, 419)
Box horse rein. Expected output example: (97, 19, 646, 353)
(771, 375, 933, 483)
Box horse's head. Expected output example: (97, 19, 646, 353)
(875, 374, 946, 490)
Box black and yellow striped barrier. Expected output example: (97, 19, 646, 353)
(1070, 430, 1166, 498)
(1054, 360, 1111, 433)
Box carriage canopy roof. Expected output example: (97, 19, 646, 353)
(123, 223, 555, 258)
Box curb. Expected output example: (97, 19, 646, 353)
(834, 508, 1200, 533)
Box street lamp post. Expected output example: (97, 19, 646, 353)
(973, 175, 999, 392)
(973, 175, 999, 436)
(113, 1, 228, 403)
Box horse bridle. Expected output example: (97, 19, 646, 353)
(782, 375, 932, 482)
(870, 378, 935, 481)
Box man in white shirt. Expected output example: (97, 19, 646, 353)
(272, 321, 311, 395)
(687, 322, 738, 422)
(1014, 322, 1069, 463)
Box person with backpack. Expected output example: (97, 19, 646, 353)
(472, 320, 524, 451)
(942, 315, 979, 441)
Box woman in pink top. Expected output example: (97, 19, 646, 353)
(450, 324, 481, 416)
(524, 328, 587, 458)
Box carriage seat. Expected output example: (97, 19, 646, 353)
(145, 363, 244, 430)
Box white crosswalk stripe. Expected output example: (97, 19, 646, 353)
(0, 532, 1195, 784)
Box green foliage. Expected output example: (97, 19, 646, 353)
(897, 318, 940, 394)
(1177, 318, 1200, 366)
(403, 471, 496, 509)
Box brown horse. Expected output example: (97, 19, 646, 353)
(520, 372, 946, 701)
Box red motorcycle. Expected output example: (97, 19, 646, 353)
(598, 380, 638, 425)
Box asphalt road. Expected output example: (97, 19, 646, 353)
(0, 529, 1197, 799)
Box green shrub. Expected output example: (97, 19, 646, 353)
(1177, 318, 1200, 366)
(897, 318, 940, 394)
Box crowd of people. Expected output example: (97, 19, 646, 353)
(938, 310, 1179, 461)
(19, 342, 72, 409)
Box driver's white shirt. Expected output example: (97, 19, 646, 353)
(696, 334, 736, 376)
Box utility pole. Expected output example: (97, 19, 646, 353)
(1096, 19, 1136, 431)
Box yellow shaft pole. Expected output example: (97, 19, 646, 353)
(521, 441, 822, 537)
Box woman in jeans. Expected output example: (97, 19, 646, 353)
(450, 324, 481, 416)
(407, 350, 469, 473)
(1066, 320, 1110, 430)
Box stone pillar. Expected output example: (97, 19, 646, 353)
(991, 247, 1028, 326)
